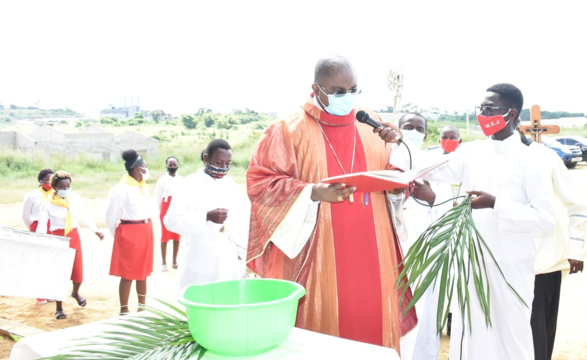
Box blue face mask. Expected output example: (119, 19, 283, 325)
(317, 87, 357, 116)
(57, 189, 71, 198)
(402, 129, 426, 148)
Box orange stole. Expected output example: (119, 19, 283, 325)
(246, 99, 416, 350)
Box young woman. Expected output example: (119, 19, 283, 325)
(36, 171, 105, 319)
(106, 149, 154, 315)
(22, 168, 54, 305)
(154, 156, 183, 271)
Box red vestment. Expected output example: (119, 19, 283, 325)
(246, 98, 417, 351)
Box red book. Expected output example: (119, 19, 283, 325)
(321, 159, 448, 193)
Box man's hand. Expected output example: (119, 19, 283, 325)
(207, 208, 229, 224)
(413, 180, 436, 205)
(467, 190, 496, 209)
(569, 259, 584, 274)
(311, 183, 356, 203)
(373, 121, 402, 144)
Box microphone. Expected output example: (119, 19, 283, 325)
(356, 110, 404, 144)
(356, 110, 382, 128)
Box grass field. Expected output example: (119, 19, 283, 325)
(2, 117, 586, 204)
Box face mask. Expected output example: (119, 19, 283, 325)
(57, 189, 71, 198)
(402, 129, 426, 148)
(41, 183, 53, 191)
(477, 111, 510, 136)
(317, 87, 357, 116)
(167, 167, 178, 174)
(207, 164, 230, 179)
(140, 167, 150, 182)
(440, 139, 460, 153)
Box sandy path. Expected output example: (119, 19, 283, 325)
(1, 170, 587, 359)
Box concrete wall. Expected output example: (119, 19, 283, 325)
(115, 131, 159, 159)
(1, 127, 158, 161)
(0, 131, 16, 149)
(15, 133, 35, 152)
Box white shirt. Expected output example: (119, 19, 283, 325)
(154, 172, 183, 210)
(35, 193, 97, 234)
(529, 142, 587, 274)
(105, 180, 152, 236)
(22, 188, 50, 228)
(164, 168, 251, 289)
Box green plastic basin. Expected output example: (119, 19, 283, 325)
(178, 278, 306, 356)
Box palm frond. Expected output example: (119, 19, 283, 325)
(396, 195, 527, 335)
(39, 298, 204, 360)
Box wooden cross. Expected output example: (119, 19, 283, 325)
(518, 105, 560, 143)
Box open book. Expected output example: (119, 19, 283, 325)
(321, 159, 448, 193)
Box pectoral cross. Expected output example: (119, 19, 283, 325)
(518, 105, 560, 143)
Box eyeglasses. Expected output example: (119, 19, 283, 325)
(475, 106, 511, 116)
(317, 84, 362, 98)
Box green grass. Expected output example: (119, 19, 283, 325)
(3, 117, 586, 204)
(0, 121, 268, 204)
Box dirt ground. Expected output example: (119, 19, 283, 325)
(1, 168, 587, 359)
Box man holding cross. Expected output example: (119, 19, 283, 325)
(424, 83, 556, 360)
(515, 118, 587, 360)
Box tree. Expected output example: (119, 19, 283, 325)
(150, 109, 165, 122)
(181, 114, 197, 129)
(134, 112, 144, 119)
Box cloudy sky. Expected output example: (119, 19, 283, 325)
(1, 0, 585, 118)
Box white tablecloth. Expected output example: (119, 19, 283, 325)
(0, 227, 74, 301)
(11, 318, 400, 359)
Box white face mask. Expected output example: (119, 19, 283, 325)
(139, 167, 150, 182)
(402, 129, 426, 148)
(57, 189, 71, 198)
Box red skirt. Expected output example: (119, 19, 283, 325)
(29, 220, 50, 232)
(160, 197, 180, 243)
(110, 221, 154, 281)
(51, 228, 83, 283)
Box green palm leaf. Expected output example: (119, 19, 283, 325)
(396, 195, 527, 335)
(39, 298, 205, 360)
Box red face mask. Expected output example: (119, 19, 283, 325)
(477, 113, 509, 136)
(440, 139, 460, 153)
(41, 183, 52, 191)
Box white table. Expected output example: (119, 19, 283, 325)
(11, 318, 400, 360)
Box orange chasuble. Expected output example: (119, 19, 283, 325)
(246, 98, 417, 351)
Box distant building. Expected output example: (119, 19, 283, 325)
(100, 105, 143, 120)
(0, 125, 158, 161)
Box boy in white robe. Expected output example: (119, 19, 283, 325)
(164, 139, 251, 290)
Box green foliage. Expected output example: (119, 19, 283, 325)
(38, 298, 205, 360)
(59, 120, 68, 125)
(134, 112, 144, 119)
(100, 116, 117, 125)
(397, 196, 527, 335)
(150, 109, 165, 122)
(74, 121, 83, 128)
(520, 109, 586, 121)
(181, 114, 197, 129)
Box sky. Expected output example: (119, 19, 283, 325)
(1, 0, 585, 118)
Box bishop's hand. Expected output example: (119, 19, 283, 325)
(373, 121, 402, 144)
(312, 183, 356, 203)
(207, 208, 229, 224)
(413, 180, 436, 205)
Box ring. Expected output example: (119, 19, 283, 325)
(337, 196, 343, 202)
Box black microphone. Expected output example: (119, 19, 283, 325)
(356, 110, 382, 128)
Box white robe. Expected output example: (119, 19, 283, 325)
(400, 152, 463, 360)
(424, 134, 556, 360)
(163, 168, 251, 291)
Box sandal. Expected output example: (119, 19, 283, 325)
(162, 264, 168, 272)
(172, 262, 178, 269)
(119, 305, 129, 316)
(55, 309, 67, 320)
(71, 293, 87, 307)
